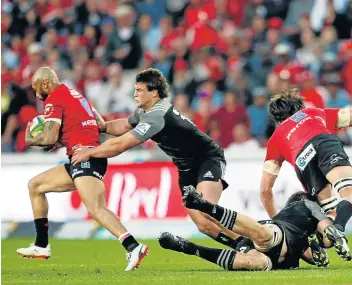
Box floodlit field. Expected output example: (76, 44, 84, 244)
(2, 238, 352, 285)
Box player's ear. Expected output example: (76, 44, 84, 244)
(152, 89, 158, 98)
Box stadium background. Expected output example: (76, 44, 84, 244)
(1, 0, 352, 239)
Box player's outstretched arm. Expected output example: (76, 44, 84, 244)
(105, 119, 133, 136)
(71, 132, 143, 165)
(260, 160, 280, 218)
(25, 121, 60, 147)
(92, 107, 132, 136)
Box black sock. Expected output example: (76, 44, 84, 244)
(34, 218, 49, 247)
(197, 200, 237, 230)
(184, 241, 236, 270)
(215, 232, 238, 249)
(120, 233, 139, 252)
(334, 199, 352, 231)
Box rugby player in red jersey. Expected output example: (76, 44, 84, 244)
(260, 88, 352, 261)
(16, 67, 148, 271)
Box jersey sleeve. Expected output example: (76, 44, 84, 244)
(44, 97, 63, 125)
(129, 113, 165, 142)
(127, 109, 141, 127)
(324, 108, 339, 132)
(265, 137, 283, 166)
(304, 200, 327, 222)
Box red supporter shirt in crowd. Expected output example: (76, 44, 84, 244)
(184, 2, 216, 28)
(342, 58, 352, 95)
(44, 84, 100, 156)
(211, 104, 250, 148)
(265, 108, 339, 166)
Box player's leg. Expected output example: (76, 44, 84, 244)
(314, 136, 352, 233)
(179, 163, 239, 248)
(298, 136, 351, 260)
(317, 184, 338, 219)
(17, 164, 76, 258)
(324, 166, 352, 260)
(183, 186, 281, 250)
(159, 232, 272, 271)
(73, 175, 148, 271)
(326, 166, 352, 232)
(194, 180, 239, 244)
(196, 159, 242, 245)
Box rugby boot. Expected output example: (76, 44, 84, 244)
(308, 234, 329, 267)
(158, 232, 192, 254)
(17, 243, 51, 259)
(124, 243, 149, 271)
(182, 186, 207, 210)
(324, 225, 351, 261)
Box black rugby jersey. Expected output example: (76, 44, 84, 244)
(128, 99, 223, 169)
(272, 200, 327, 269)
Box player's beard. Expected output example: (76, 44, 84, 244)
(38, 90, 49, 101)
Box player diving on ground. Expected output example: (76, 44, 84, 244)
(159, 190, 338, 271)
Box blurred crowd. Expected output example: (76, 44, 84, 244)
(1, 0, 352, 153)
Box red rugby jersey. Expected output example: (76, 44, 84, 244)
(265, 108, 339, 166)
(44, 84, 100, 156)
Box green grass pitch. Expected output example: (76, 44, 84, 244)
(2, 238, 352, 285)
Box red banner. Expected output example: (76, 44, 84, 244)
(70, 162, 188, 220)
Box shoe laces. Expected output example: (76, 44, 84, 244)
(126, 252, 132, 262)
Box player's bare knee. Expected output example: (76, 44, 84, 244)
(254, 224, 282, 252)
(252, 225, 272, 245)
(28, 177, 41, 195)
(195, 219, 213, 235)
(248, 254, 270, 270)
(87, 204, 107, 221)
(234, 252, 271, 271)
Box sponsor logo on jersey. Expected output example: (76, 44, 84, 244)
(295, 144, 316, 171)
(315, 116, 326, 126)
(290, 112, 307, 122)
(286, 116, 312, 140)
(330, 154, 343, 165)
(82, 120, 97, 127)
(135, 123, 151, 136)
(69, 89, 83, 99)
(44, 104, 54, 117)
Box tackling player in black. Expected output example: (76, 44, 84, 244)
(71, 68, 238, 248)
(159, 189, 339, 271)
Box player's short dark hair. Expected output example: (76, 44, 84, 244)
(136, 68, 169, 99)
(285, 191, 315, 206)
(268, 89, 304, 123)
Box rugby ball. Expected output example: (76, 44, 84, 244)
(30, 115, 45, 137)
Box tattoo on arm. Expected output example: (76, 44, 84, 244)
(26, 121, 59, 146)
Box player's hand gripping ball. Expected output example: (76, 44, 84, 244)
(29, 115, 45, 137)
